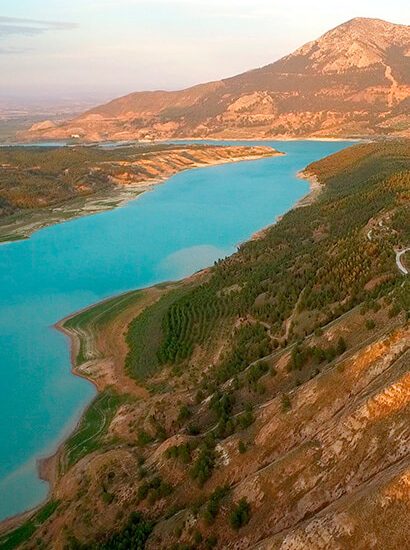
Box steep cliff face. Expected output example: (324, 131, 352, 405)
(24, 18, 410, 142)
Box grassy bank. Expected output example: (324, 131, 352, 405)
(0, 501, 59, 550)
(62, 289, 144, 367)
(62, 390, 132, 470)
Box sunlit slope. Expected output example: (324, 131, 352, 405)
(25, 18, 410, 142)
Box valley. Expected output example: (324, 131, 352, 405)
(1, 5, 409, 550)
(1, 140, 408, 549)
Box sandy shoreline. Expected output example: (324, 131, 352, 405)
(34, 314, 104, 483)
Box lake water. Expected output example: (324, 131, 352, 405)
(0, 140, 350, 520)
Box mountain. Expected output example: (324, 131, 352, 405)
(25, 18, 410, 141)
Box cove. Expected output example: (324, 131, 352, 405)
(0, 140, 351, 520)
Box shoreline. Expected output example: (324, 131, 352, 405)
(0, 144, 323, 532)
(248, 168, 320, 243)
(34, 310, 109, 488)
(168, 136, 364, 143)
(295, 169, 322, 206)
(0, 307, 102, 533)
(12, 135, 366, 146)
(0, 147, 281, 530)
(0, 146, 282, 244)
(0, 288, 156, 532)
(36, 274, 207, 493)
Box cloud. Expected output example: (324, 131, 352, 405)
(0, 46, 31, 54)
(0, 16, 77, 37)
(89, 0, 274, 12)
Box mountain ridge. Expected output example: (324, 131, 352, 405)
(24, 17, 410, 141)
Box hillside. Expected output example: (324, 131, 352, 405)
(0, 143, 277, 241)
(2, 140, 408, 549)
(24, 18, 410, 142)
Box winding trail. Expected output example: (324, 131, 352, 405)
(396, 248, 410, 275)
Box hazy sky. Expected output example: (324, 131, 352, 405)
(1, 0, 409, 102)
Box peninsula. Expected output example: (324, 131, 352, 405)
(0, 144, 280, 242)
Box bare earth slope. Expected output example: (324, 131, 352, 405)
(24, 18, 410, 142)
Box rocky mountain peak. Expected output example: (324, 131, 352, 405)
(289, 17, 410, 73)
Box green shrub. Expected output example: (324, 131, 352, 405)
(138, 476, 173, 503)
(281, 393, 291, 412)
(203, 485, 230, 524)
(165, 442, 194, 464)
(186, 423, 200, 436)
(236, 404, 254, 430)
(190, 440, 216, 486)
(178, 404, 192, 423)
(238, 440, 247, 454)
(229, 498, 251, 530)
(336, 336, 347, 355)
(137, 430, 153, 446)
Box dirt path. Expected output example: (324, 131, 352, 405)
(395, 248, 409, 275)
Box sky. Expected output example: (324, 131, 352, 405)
(0, 0, 409, 103)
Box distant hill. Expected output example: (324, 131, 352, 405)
(25, 18, 410, 141)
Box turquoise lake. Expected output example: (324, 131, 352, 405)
(0, 140, 351, 520)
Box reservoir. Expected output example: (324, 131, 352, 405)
(0, 140, 350, 520)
